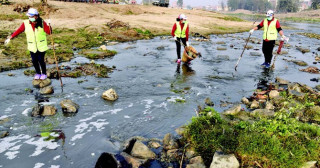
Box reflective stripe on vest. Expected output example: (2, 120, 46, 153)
(174, 21, 188, 38)
(24, 20, 48, 53)
(263, 18, 278, 40)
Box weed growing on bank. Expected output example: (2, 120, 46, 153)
(185, 92, 320, 168)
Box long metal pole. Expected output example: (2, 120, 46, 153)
(48, 21, 64, 91)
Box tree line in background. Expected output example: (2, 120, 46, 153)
(227, 0, 320, 12)
(227, 0, 271, 12)
(312, 0, 320, 9)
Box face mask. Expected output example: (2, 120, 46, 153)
(183, 21, 186, 23)
(29, 17, 36, 22)
(267, 16, 272, 21)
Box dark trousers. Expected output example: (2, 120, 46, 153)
(175, 37, 187, 59)
(30, 51, 46, 74)
(262, 40, 275, 64)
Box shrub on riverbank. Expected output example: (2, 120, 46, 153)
(185, 95, 320, 167)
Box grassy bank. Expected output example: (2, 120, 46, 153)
(0, 19, 154, 72)
(184, 84, 320, 167)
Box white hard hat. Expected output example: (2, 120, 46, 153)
(266, 10, 274, 17)
(179, 14, 187, 20)
(26, 8, 39, 17)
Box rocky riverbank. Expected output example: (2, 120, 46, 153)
(95, 77, 320, 168)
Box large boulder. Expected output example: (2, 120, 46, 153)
(288, 83, 302, 93)
(185, 148, 196, 159)
(217, 47, 227, 50)
(265, 101, 275, 110)
(39, 86, 54, 94)
(250, 100, 259, 109)
(166, 149, 179, 162)
(31, 104, 42, 117)
(222, 104, 241, 116)
(186, 156, 206, 168)
(0, 131, 9, 138)
(32, 79, 52, 88)
(148, 141, 161, 149)
(42, 105, 57, 116)
(275, 77, 289, 85)
(241, 97, 250, 105)
(210, 152, 240, 168)
(0, 117, 10, 125)
(205, 97, 214, 106)
(301, 161, 317, 168)
(250, 52, 262, 56)
(251, 109, 275, 117)
(269, 90, 280, 99)
(190, 156, 205, 165)
(163, 133, 179, 150)
(130, 141, 156, 159)
(296, 46, 310, 53)
(95, 152, 120, 168)
(120, 152, 146, 168)
(175, 126, 185, 136)
(60, 99, 79, 113)
(102, 88, 118, 101)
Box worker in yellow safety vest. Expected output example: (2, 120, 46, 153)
(171, 14, 189, 64)
(5, 8, 51, 80)
(249, 10, 288, 68)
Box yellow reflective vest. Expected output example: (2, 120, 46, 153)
(174, 21, 188, 38)
(263, 18, 278, 41)
(24, 20, 48, 53)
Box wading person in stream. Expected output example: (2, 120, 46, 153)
(4, 8, 51, 80)
(171, 14, 189, 64)
(249, 10, 288, 69)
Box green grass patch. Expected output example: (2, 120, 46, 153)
(217, 16, 244, 22)
(0, 14, 28, 21)
(298, 32, 320, 40)
(134, 28, 153, 36)
(185, 104, 320, 167)
(283, 17, 320, 23)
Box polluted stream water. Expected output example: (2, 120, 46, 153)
(0, 22, 320, 168)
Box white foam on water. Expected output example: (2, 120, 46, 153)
(108, 109, 122, 115)
(25, 137, 59, 157)
(5, 151, 19, 159)
(39, 102, 56, 106)
(155, 102, 168, 111)
(85, 93, 98, 98)
(166, 96, 185, 103)
(124, 115, 130, 118)
(0, 134, 30, 154)
(53, 155, 61, 160)
(0, 115, 10, 120)
(128, 103, 133, 107)
(89, 120, 109, 131)
(75, 122, 89, 133)
(79, 109, 123, 122)
(22, 108, 32, 116)
(34, 163, 45, 168)
(49, 165, 60, 168)
(5, 107, 13, 112)
(21, 100, 32, 106)
(9, 145, 22, 151)
(0, 165, 3, 167)
(143, 99, 154, 114)
(70, 133, 85, 142)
